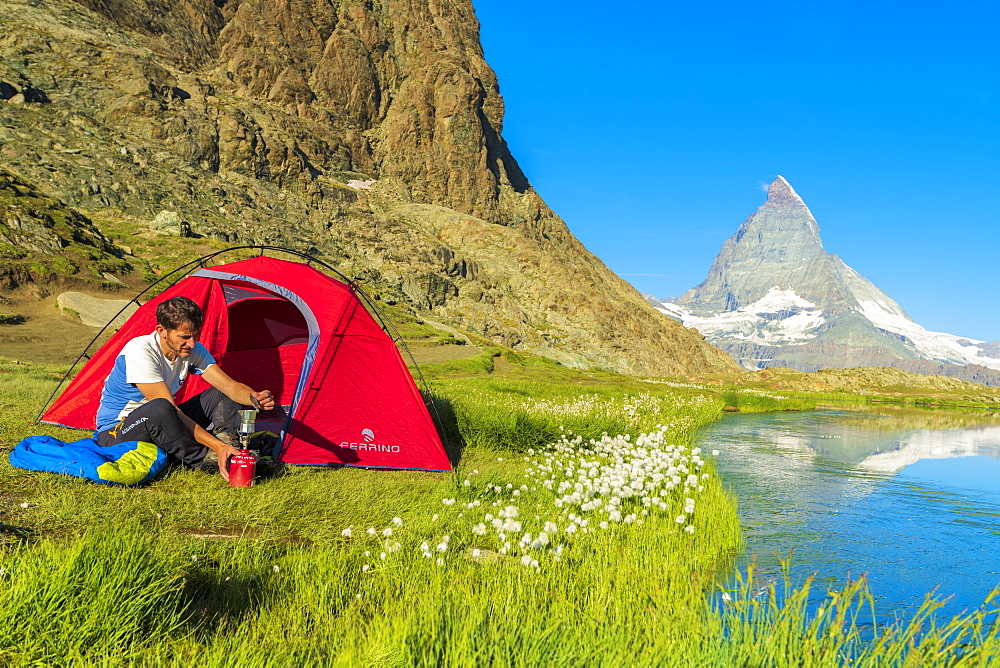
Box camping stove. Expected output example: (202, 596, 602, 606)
(229, 409, 258, 487)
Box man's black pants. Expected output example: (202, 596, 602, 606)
(96, 388, 242, 468)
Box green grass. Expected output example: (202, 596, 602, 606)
(2, 356, 999, 665)
(720, 389, 817, 413)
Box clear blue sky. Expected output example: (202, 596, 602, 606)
(472, 0, 999, 342)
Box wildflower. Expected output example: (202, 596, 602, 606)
(684, 525, 695, 534)
(442, 498, 456, 506)
(387, 542, 401, 553)
(432, 514, 439, 521)
(599, 521, 609, 529)
(366, 527, 377, 536)
(392, 517, 403, 527)
(18, 503, 28, 509)
(379, 552, 387, 560)
(676, 515, 687, 524)
(472, 523, 487, 536)
(341, 527, 353, 538)
(712, 450, 720, 456)
(381, 527, 393, 537)
(471, 548, 482, 559)
(362, 564, 370, 572)
(437, 542, 448, 552)
(463, 480, 471, 486)
(191, 555, 198, 561)
(436, 558, 444, 566)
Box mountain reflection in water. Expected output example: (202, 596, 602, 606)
(698, 407, 1000, 621)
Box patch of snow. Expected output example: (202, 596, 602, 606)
(746, 287, 816, 313)
(856, 299, 1000, 371)
(656, 288, 826, 345)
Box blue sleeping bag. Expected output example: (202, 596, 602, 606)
(9, 435, 167, 486)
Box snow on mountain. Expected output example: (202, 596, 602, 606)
(656, 287, 825, 345)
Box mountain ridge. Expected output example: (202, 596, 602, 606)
(0, 0, 739, 376)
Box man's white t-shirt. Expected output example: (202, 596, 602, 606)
(96, 331, 216, 431)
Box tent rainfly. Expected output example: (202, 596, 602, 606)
(43, 255, 451, 472)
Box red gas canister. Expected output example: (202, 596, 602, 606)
(229, 450, 257, 487)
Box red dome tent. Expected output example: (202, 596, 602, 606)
(42, 253, 451, 472)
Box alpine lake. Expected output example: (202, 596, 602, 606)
(697, 405, 1000, 624)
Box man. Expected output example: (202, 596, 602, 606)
(95, 296, 276, 481)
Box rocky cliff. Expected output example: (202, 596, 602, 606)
(648, 177, 1000, 385)
(0, 0, 738, 375)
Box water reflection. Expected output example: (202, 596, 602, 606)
(698, 407, 1000, 621)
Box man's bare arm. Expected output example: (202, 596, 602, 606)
(200, 365, 275, 411)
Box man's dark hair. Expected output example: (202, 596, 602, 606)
(156, 297, 203, 331)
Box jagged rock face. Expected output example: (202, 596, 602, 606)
(0, 0, 738, 375)
(650, 176, 1000, 384)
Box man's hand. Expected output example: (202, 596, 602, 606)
(216, 445, 243, 482)
(251, 390, 276, 411)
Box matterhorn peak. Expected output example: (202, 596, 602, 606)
(765, 175, 807, 208)
(653, 178, 1000, 384)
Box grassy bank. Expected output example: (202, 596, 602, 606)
(1, 357, 999, 665)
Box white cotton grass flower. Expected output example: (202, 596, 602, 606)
(19, 502, 28, 508)
(415, 402, 719, 572)
(684, 525, 695, 534)
(366, 527, 376, 536)
(341, 527, 353, 538)
(362, 564, 370, 572)
(381, 527, 393, 537)
(392, 517, 403, 527)
(471, 548, 482, 558)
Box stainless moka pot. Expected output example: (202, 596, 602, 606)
(238, 409, 258, 449)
